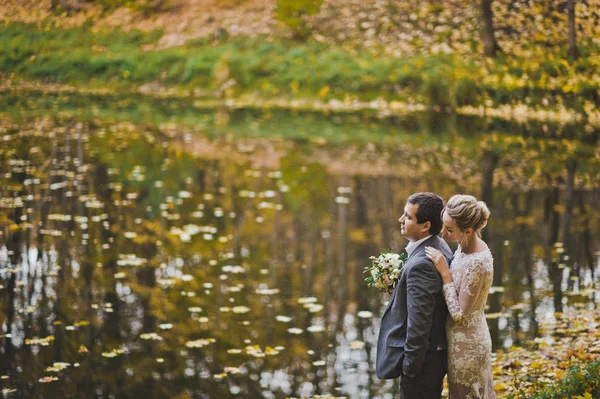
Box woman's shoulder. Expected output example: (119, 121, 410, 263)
(466, 248, 493, 272)
(457, 246, 493, 270)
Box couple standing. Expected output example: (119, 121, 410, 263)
(376, 192, 496, 399)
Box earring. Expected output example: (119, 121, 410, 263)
(461, 232, 470, 250)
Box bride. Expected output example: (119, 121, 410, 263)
(425, 194, 496, 398)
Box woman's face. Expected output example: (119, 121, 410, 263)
(440, 211, 461, 242)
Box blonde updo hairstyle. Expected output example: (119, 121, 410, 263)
(443, 194, 490, 236)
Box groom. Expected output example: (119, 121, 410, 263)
(376, 192, 453, 398)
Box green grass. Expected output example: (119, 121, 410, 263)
(1, 21, 599, 111)
(522, 360, 600, 399)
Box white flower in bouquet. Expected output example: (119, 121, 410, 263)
(364, 250, 407, 293)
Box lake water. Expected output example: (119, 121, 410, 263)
(0, 92, 598, 398)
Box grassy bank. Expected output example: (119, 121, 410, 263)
(1, 21, 599, 115)
(527, 360, 600, 399)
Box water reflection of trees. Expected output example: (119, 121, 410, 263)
(0, 116, 598, 397)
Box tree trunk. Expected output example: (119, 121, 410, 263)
(562, 159, 576, 257)
(336, 175, 348, 332)
(578, 193, 595, 281)
(481, 0, 500, 57)
(380, 176, 394, 249)
(544, 185, 563, 313)
(480, 150, 499, 243)
(567, 0, 579, 59)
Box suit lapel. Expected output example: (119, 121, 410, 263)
(381, 249, 418, 316)
(381, 236, 439, 317)
(382, 290, 395, 316)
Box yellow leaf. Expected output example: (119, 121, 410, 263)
(318, 85, 330, 97)
(290, 81, 299, 93)
(494, 382, 510, 392)
(531, 361, 544, 370)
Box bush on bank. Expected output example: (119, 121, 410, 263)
(509, 360, 600, 399)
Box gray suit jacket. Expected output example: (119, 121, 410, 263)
(376, 235, 453, 380)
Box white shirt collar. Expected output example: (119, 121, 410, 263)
(405, 235, 432, 257)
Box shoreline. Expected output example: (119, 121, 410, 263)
(3, 81, 598, 127)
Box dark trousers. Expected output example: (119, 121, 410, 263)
(399, 350, 447, 399)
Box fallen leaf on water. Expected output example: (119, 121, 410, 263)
(246, 345, 266, 358)
(298, 297, 317, 304)
(186, 338, 216, 348)
(45, 362, 70, 372)
(224, 367, 241, 374)
(25, 335, 54, 346)
(141, 333, 163, 341)
(101, 347, 125, 358)
(256, 287, 279, 295)
(265, 347, 280, 356)
(357, 311, 373, 318)
(305, 303, 324, 313)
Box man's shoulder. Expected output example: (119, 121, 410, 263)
(426, 236, 452, 253)
(426, 235, 445, 246)
(404, 254, 439, 281)
(405, 252, 435, 272)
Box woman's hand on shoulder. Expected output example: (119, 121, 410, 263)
(425, 246, 452, 283)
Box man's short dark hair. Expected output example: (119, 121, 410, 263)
(407, 192, 445, 236)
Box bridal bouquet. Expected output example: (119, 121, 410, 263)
(364, 251, 407, 293)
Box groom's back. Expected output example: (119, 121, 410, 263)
(424, 236, 453, 352)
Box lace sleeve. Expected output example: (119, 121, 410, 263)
(442, 257, 487, 323)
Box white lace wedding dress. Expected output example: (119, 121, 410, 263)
(443, 246, 496, 399)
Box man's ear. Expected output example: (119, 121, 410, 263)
(422, 221, 431, 234)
